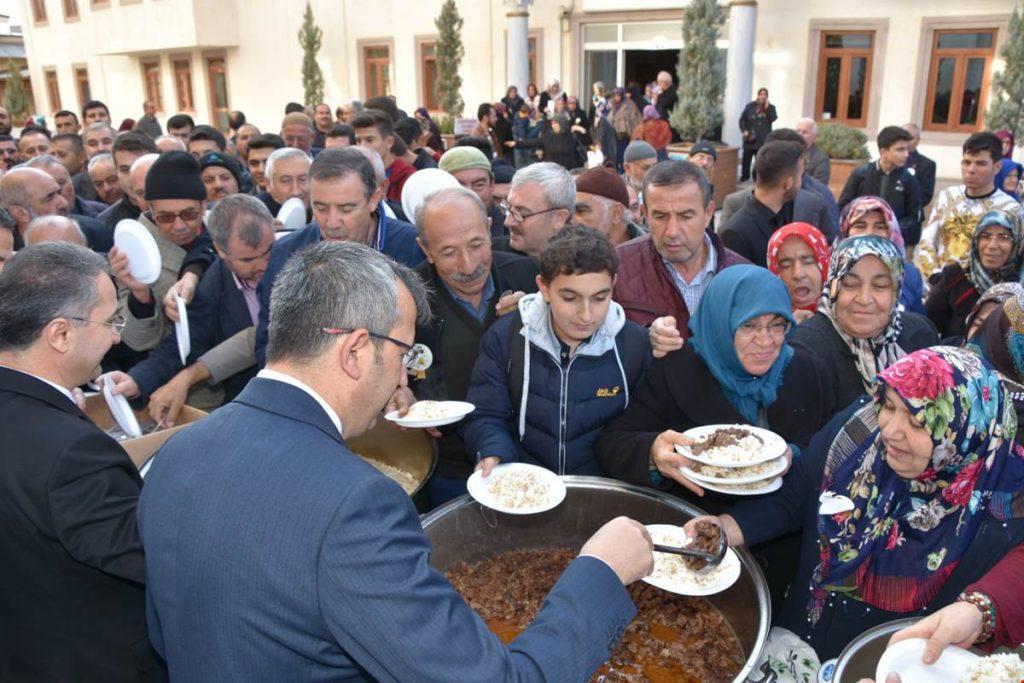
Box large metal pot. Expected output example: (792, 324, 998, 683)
(346, 418, 437, 501)
(831, 618, 919, 683)
(421, 475, 771, 682)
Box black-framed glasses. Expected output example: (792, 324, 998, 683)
(152, 207, 202, 226)
(70, 313, 126, 334)
(497, 201, 563, 224)
(322, 327, 420, 369)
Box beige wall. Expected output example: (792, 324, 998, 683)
(19, 0, 1016, 180)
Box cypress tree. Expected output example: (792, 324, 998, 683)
(3, 60, 28, 121)
(670, 0, 726, 142)
(987, 5, 1024, 139)
(297, 1, 325, 107)
(434, 0, 465, 120)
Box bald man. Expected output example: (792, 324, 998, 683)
(155, 136, 187, 154)
(1, 167, 69, 249)
(23, 215, 87, 246)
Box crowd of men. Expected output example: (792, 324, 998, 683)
(2, 82, 1023, 683)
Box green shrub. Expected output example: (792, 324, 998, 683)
(438, 115, 455, 135)
(816, 123, 870, 160)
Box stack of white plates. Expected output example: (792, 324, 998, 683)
(276, 197, 307, 231)
(675, 424, 788, 496)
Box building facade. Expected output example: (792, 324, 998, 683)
(20, 0, 1017, 179)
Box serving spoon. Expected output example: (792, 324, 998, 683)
(652, 529, 729, 571)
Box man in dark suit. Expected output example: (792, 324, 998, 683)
(104, 195, 274, 425)
(0, 242, 165, 681)
(904, 122, 937, 218)
(139, 240, 653, 681)
(410, 186, 539, 506)
(254, 147, 424, 365)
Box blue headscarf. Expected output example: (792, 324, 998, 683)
(688, 265, 796, 423)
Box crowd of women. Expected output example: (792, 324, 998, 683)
(608, 187, 1024, 677)
(490, 78, 675, 172)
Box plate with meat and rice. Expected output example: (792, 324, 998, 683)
(674, 424, 787, 468)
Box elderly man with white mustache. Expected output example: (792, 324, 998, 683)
(409, 185, 539, 507)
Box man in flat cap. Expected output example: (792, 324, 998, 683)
(573, 167, 645, 246)
(440, 146, 505, 237)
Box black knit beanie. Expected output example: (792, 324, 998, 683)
(145, 150, 207, 201)
(198, 151, 242, 188)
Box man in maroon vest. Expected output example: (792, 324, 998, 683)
(613, 160, 748, 355)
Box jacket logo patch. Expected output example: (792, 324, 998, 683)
(596, 386, 621, 398)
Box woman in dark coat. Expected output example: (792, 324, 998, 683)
(925, 209, 1024, 341)
(789, 235, 938, 412)
(505, 116, 583, 171)
(691, 346, 1024, 662)
(598, 266, 838, 611)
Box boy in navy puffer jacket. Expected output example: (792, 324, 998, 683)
(461, 226, 650, 476)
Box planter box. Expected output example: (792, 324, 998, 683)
(828, 158, 865, 200)
(666, 142, 738, 208)
(440, 133, 456, 151)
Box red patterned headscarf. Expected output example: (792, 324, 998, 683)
(766, 222, 831, 311)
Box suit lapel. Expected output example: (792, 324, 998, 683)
(0, 367, 91, 422)
(219, 262, 255, 330)
(233, 378, 344, 445)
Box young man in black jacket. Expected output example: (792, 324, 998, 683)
(839, 125, 922, 249)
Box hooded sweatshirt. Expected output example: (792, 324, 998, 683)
(460, 292, 649, 475)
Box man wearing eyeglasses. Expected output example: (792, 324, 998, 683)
(0, 242, 165, 681)
(104, 195, 275, 426)
(494, 161, 576, 262)
(108, 150, 216, 355)
(139, 239, 652, 682)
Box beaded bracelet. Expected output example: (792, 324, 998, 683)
(957, 590, 997, 644)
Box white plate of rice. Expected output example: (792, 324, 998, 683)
(681, 455, 788, 485)
(466, 463, 566, 515)
(643, 524, 740, 596)
(674, 424, 787, 468)
(697, 476, 783, 496)
(875, 637, 980, 682)
(385, 400, 475, 428)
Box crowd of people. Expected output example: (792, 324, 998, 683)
(2, 77, 1024, 683)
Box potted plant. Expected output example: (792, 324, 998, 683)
(816, 123, 870, 198)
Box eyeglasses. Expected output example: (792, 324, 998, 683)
(69, 313, 126, 334)
(152, 207, 202, 226)
(321, 327, 421, 369)
(736, 319, 790, 340)
(498, 202, 563, 224)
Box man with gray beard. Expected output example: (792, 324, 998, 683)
(410, 186, 538, 507)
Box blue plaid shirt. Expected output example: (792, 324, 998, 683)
(660, 233, 717, 314)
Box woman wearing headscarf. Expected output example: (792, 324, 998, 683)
(414, 108, 444, 152)
(789, 235, 939, 411)
(968, 285, 1024, 384)
(767, 223, 830, 324)
(925, 210, 1024, 341)
(840, 196, 925, 315)
(524, 83, 540, 112)
(599, 265, 837, 499)
(500, 86, 525, 120)
(505, 115, 584, 171)
(964, 282, 1024, 345)
(631, 105, 672, 160)
(610, 88, 642, 172)
(995, 130, 1023, 201)
(599, 266, 838, 611)
(689, 346, 1024, 663)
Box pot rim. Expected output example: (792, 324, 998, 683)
(421, 474, 772, 683)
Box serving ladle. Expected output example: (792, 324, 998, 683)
(652, 528, 729, 570)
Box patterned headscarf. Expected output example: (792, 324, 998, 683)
(965, 282, 1023, 336)
(967, 210, 1024, 294)
(969, 286, 1024, 384)
(819, 235, 906, 389)
(767, 223, 831, 312)
(642, 105, 660, 121)
(810, 347, 1024, 621)
(840, 196, 905, 254)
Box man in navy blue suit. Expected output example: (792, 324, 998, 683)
(140, 241, 653, 681)
(254, 147, 423, 365)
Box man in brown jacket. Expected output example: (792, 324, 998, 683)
(613, 160, 748, 354)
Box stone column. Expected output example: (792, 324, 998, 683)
(506, 0, 531, 96)
(722, 0, 757, 149)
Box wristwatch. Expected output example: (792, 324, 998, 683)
(956, 590, 997, 643)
